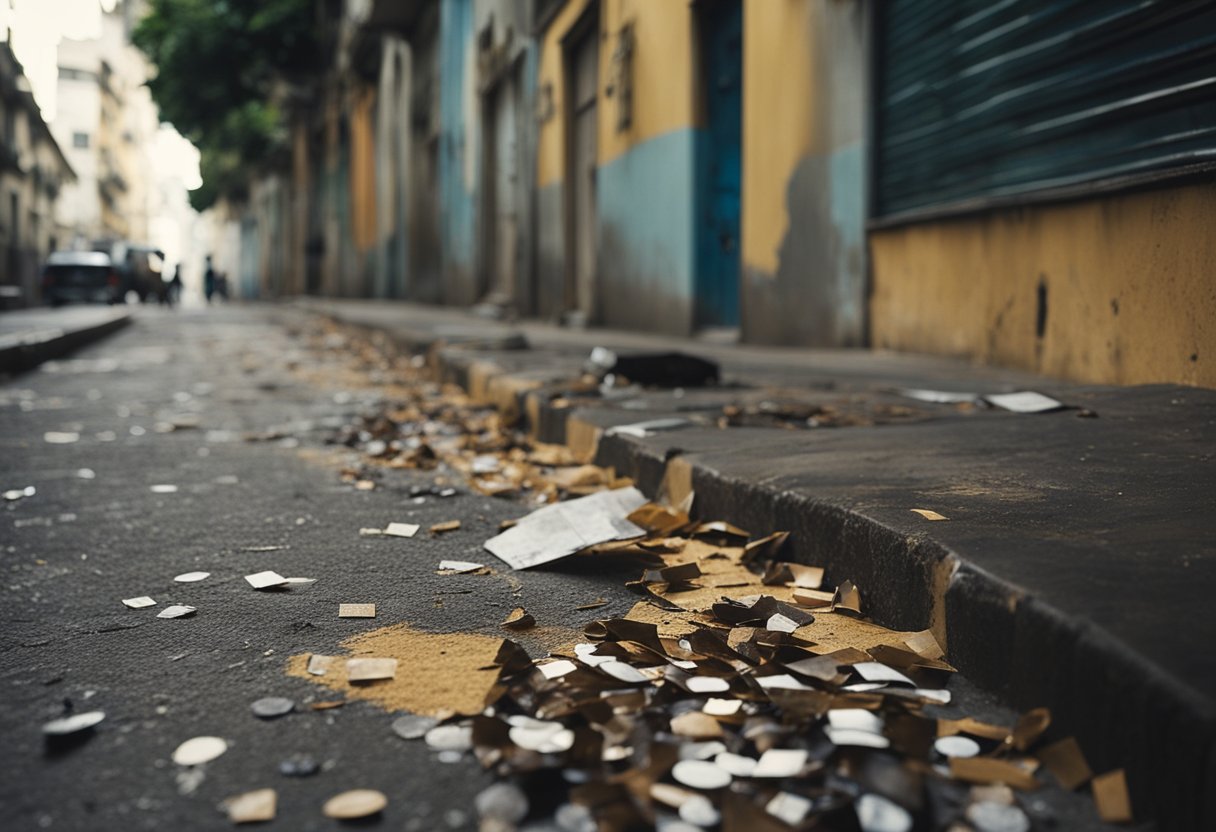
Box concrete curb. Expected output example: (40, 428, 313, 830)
(314, 306, 1212, 831)
(0, 310, 131, 376)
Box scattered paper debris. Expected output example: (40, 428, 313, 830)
(122, 596, 156, 609)
(605, 417, 691, 438)
(429, 519, 461, 534)
(384, 522, 420, 538)
(157, 605, 196, 619)
(346, 657, 397, 682)
(150, 484, 179, 494)
(338, 603, 376, 618)
(899, 388, 978, 404)
(910, 508, 948, 521)
(484, 486, 647, 569)
(1092, 769, 1133, 823)
(322, 789, 387, 820)
(306, 655, 334, 676)
(172, 736, 227, 766)
(574, 598, 608, 610)
(44, 431, 80, 444)
(174, 571, 210, 583)
(1038, 736, 1093, 790)
(225, 788, 277, 824)
(244, 571, 287, 590)
(501, 607, 536, 630)
(833, 579, 863, 614)
(3, 486, 35, 501)
(438, 560, 484, 574)
(985, 391, 1064, 413)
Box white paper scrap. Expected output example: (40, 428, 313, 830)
(984, 391, 1063, 413)
(483, 487, 648, 570)
(384, 522, 420, 538)
(898, 388, 978, 405)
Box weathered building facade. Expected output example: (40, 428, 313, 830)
(0, 40, 74, 307)
(218, 0, 1213, 387)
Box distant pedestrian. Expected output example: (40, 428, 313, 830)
(168, 265, 183, 307)
(203, 256, 216, 304)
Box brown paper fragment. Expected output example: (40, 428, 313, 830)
(670, 711, 723, 739)
(310, 700, 345, 710)
(833, 580, 862, 614)
(910, 508, 949, 521)
(1092, 769, 1133, 823)
(338, 603, 376, 618)
(949, 756, 1040, 790)
(904, 629, 946, 660)
(791, 588, 835, 608)
(938, 717, 1012, 742)
(1012, 707, 1051, 751)
(1038, 737, 1092, 790)
(501, 607, 536, 631)
(744, 532, 791, 564)
(659, 457, 694, 510)
(430, 520, 461, 534)
(627, 503, 691, 535)
(575, 598, 609, 610)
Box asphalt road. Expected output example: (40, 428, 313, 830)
(0, 306, 1126, 831)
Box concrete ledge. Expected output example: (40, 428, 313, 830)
(0, 309, 132, 376)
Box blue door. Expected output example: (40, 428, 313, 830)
(696, 0, 742, 328)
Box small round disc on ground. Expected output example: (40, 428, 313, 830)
(43, 710, 105, 736)
(174, 571, 210, 583)
(172, 735, 228, 766)
(671, 760, 732, 791)
(391, 713, 438, 740)
(934, 735, 981, 758)
(251, 697, 295, 719)
(323, 789, 387, 819)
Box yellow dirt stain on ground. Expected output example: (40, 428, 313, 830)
(286, 623, 506, 716)
(793, 611, 921, 654)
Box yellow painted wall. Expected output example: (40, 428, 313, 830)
(869, 183, 1216, 387)
(536, 0, 695, 189)
(741, 0, 815, 275)
(349, 88, 378, 251)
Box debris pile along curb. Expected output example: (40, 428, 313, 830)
(307, 305, 1216, 832)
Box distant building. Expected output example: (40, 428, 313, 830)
(0, 38, 75, 307)
(52, 1, 159, 248)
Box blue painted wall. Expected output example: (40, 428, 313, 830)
(597, 129, 697, 334)
(438, 0, 478, 304)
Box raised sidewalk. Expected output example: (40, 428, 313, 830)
(0, 306, 131, 376)
(298, 298, 1215, 831)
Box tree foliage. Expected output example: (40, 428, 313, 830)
(133, 0, 319, 211)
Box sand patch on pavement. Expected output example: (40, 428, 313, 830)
(287, 622, 507, 716)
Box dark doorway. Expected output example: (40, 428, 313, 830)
(695, 0, 742, 328)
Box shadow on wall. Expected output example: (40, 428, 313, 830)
(742, 147, 866, 348)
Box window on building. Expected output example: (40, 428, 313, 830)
(73, 132, 90, 149)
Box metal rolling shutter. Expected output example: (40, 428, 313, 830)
(874, 0, 1216, 219)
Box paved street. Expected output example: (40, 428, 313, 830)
(1, 307, 1134, 830)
